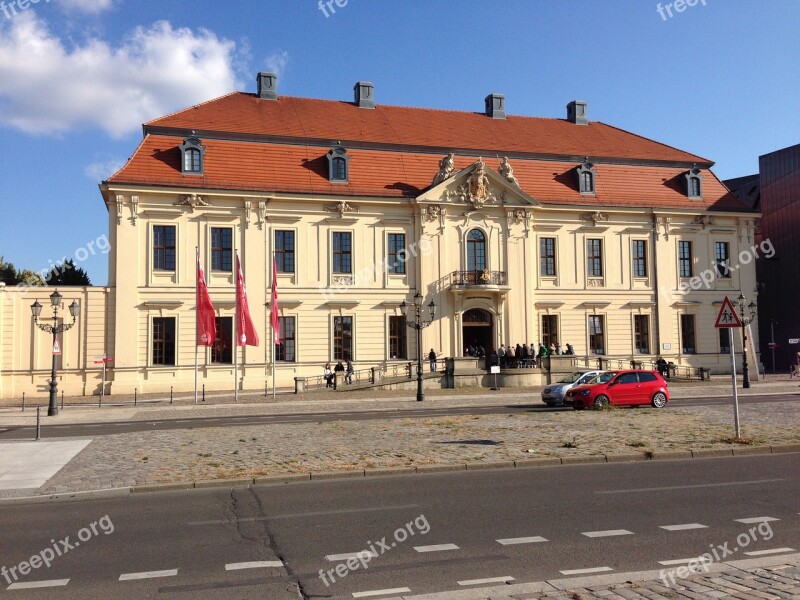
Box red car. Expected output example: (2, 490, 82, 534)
(564, 369, 669, 410)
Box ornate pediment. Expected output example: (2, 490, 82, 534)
(175, 193, 209, 212)
(324, 200, 359, 218)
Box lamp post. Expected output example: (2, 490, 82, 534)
(31, 290, 80, 416)
(400, 291, 436, 402)
(736, 293, 757, 389)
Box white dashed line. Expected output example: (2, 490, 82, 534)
(457, 576, 515, 586)
(559, 566, 614, 576)
(352, 588, 412, 598)
(658, 557, 709, 566)
(119, 569, 178, 581)
(326, 551, 377, 562)
(659, 523, 708, 531)
(7, 579, 70, 590)
(414, 543, 460, 552)
(497, 536, 548, 545)
(581, 529, 633, 538)
(735, 517, 779, 524)
(225, 560, 284, 570)
(743, 547, 796, 557)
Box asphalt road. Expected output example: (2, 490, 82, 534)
(0, 393, 795, 440)
(0, 454, 797, 599)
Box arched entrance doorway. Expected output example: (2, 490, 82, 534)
(462, 308, 493, 356)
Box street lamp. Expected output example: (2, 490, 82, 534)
(736, 293, 757, 389)
(400, 290, 436, 402)
(31, 290, 80, 416)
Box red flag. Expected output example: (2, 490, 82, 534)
(196, 255, 216, 347)
(270, 256, 280, 345)
(235, 254, 259, 347)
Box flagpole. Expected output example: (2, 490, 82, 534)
(195, 246, 199, 404)
(234, 250, 239, 403)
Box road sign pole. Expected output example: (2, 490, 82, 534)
(729, 327, 740, 439)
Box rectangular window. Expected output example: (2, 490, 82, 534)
(275, 230, 295, 274)
(634, 315, 650, 354)
(332, 232, 352, 274)
(679, 241, 693, 278)
(588, 315, 605, 355)
(333, 316, 353, 360)
(541, 315, 559, 349)
(153, 226, 176, 271)
(211, 317, 233, 364)
(276, 316, 296, 362)
(681, 314, 696, 354)
(632, 240, 648, 278)
(211, 228, 232, 272)
(715, 241, 731, 278)
(152, 317, 176, 366)
(719, 327, 732, 353)
(587, 239, 603, 277)
(387, 233, 406, 275)
(388, 315, 407, 359)
(540, 237, 556, 277)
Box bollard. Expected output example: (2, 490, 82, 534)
(22, 392, 25, 412)
(61, 390, 65, 410)
(202, 384, 205, 402)
(134, 388, 138, 406)
(265, 383, 268, 397)
(35, 406, 41, 441)
(170, 386, 173, 405)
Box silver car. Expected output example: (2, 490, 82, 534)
(541, 370, 604, 406)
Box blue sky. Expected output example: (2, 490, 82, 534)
(0, 0, 797, 286)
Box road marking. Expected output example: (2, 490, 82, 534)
(497, 536, 548, 545)
(326, 551, 377, 562)
(352, 588, 412, 598)
(414, 543, 460, 553)
(559, 566, 613, 576)
(658, 557, 709, 566)
(119, 569, 178, 581)
(188, 503, 420, 525)
(659, 523, 708, 531)
(743, 547, 795, 557)
(595, 478, 784, 494)
(457, 576, 514, 586)
(225, 560, 284, 570)
(7, 579, 70, 590)
(735, 516, 780, 524)
(581, 529, 633, 538)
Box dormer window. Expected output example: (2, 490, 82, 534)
(179, 136, 205, 175)
(576, 160, 596, 195)
(327, 146, 349, 183)
(685, 167, 702, 199)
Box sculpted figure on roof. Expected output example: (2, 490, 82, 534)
(499, 157, 519, 187)
(432, 153, 455, 186)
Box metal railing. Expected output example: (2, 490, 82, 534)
(568, 356, 705, 380)
(447, 270, 507, 286)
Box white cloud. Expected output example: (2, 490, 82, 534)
(264, 50, 289, 78)
(56, 0, 115, 14)
(85, 159, 124, 181)
(0, 14, 243, 138)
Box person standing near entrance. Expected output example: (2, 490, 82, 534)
(428, 348, 437, 372)
(498, 344, 506, 368)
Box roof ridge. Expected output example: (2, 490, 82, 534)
(596, 120, 712, 165)
(144, 91, 241, 126)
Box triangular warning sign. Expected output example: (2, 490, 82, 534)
(715, 296, 742, 328)
(52, 337, 61, 355)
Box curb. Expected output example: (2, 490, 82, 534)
(3, 444, 798, 503)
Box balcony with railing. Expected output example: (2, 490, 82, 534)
(446, 270, 508, 289)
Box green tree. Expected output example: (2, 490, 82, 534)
(45, 259, 91, 286)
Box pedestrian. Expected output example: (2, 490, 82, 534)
(334, 360, 345, 385)
(521, 342, 530, 367)
(323, 363, 333, 388)
(515, 343, 523, 368)
(565, 343, 574, 355)
(549, 342, 556, 356)
(529, 342, 537, 366)
(507, 344, 516, 368)
(477, 344, 486, 358)
(555, 343, 561, 355)
(538, 343, 549, 360)
(656, 356, 668, 378)
(498, 344, 506, 368)
(429, 348, 437, 372)
(345, 358, 354, 384)
(792, 352, 800, 379)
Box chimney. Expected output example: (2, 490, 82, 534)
(567, 100, 588, 125)
(485, 93, 506, 119)
(256, 72, 277, 100)
(354, 81, 375, 108)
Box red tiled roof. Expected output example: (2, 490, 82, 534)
(108, 135, 748, 212)
(144, 93, 711, 165)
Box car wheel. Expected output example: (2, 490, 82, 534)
(593, 395, 609, 410)
(651, 392, 667, 408)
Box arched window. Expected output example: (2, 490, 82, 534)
(327, 146, 349, 183)
(685, 166, 702, 199)
(332, 157, 347, 180)
(179, 136, 205, 175)
(466, 229, 486, 272)
(576, 160, 596, 194)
